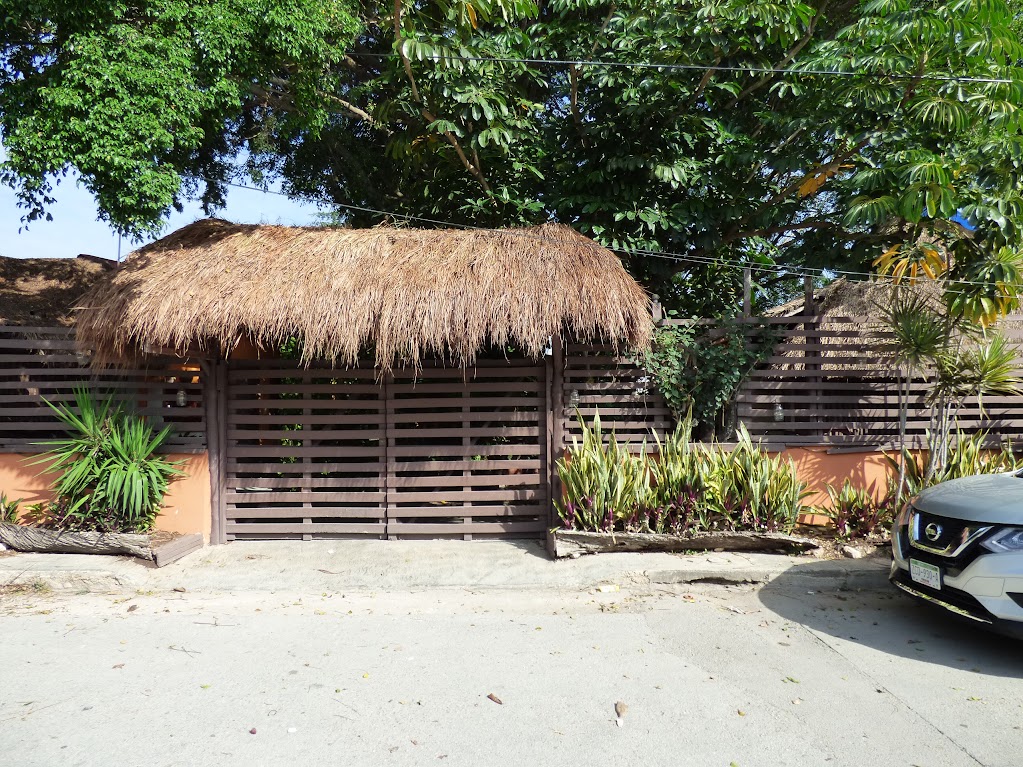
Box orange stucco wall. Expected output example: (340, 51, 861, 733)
(0, 452, 211, 541)
(776, 447, 895, 505)
(773, 446, 898, 525)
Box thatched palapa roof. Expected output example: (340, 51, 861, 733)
(1, 254, 115, 326)
(78, 219, 652, 368)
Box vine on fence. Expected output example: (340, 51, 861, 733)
(640, 318, 776, 437)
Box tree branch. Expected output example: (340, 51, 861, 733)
(391, 0, 491, 195)
(265, 76, 384, 131)
(687, 51, 722, 108)
(569, 66, 588, 147)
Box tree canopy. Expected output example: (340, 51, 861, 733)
(1, 0, 361, 233)
(3, 0, 1023, 314)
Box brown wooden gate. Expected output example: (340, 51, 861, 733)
(223, 357, 549, 540)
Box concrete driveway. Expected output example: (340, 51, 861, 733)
(1, 577, 1019, 767)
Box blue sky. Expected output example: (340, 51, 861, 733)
(0, 149, 326, 261)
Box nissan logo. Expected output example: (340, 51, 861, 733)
(924, 522, 943, 542)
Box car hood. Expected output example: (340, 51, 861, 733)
(913, 473, 1023, 525)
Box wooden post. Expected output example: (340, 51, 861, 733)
(804, 276, 822, 439)
(742, 267, 752, 317)
(202, 357, 228, 545)
(548, 335, 565, 532)
(384, 371, 396, 541)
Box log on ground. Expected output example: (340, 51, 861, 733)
(552, 529, 820, 558)
(0, 524, 154, 560)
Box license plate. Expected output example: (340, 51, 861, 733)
(910, 559, 942, 590)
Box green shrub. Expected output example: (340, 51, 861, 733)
(555, 411, 650, 532)
(31, 387, 183, 533)
(823, 480, 894, 540)
(640, 320, 776, 437)
(0, 493, 21, 524)
(885, 429, 1017, 499)
(557, 415, 806, 535)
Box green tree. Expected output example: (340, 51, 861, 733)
(878, 239, 1023, 501)
(270, 0, 1023, 312)
(4, 0, 1023, 316)
(0, 0, 361, 235)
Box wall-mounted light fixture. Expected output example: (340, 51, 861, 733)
(773, 401, 784, 422)
(569, 389, 580, 408)
(176, 389, 188, 407)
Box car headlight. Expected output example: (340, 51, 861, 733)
(981, 528, 1023, 553)
(895, 500, 916, 527)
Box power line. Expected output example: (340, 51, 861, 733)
(355, 51, 1015, 85)
(222, 181, 1012, 297)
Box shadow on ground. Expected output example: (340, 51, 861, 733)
(758, 564, 1023, 679)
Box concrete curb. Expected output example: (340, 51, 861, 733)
(645, 559, 891, 591)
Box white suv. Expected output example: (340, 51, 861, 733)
(890, 472, 1023, 636)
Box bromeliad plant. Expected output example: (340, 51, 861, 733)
(822, 480, 895, 541)
(31, 388, 183, 533)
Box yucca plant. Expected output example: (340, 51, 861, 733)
(714, 425, 807, 534)
(643, 413, 719, 534)
(884, 429, 1018, 500)
(31, 387, 183, 533)
(558, 413, 811, 535)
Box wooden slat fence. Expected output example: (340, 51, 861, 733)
(737, 315, 1023, 447)
(224, 361, 387, 540)
(386, 362, 548, 539)
(560, 341, 673, 450)
(0, 325, 206, 453)
(223, 356, 548, 540)
(558, 316, 1023, 451)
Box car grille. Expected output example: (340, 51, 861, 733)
(907, 508, 991, 568)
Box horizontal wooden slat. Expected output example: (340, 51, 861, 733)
(225, 491, 386, 504)
(385, 522, 545, 535)
(387, 488, 545, 502)
(227, 475, 384, 489)
(390, 459, 541, 472)
(227, 523, 387, 535)
(388, 473, 540, 488)
(387, 444, 541, 457)
(226, 445, 386, 458)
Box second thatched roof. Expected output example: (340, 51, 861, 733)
(77, 219, 652, 368)
(1, 254, 115, 326)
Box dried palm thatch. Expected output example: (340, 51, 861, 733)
(77, 219, 652, 369)
(1, 254, 114, 326)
